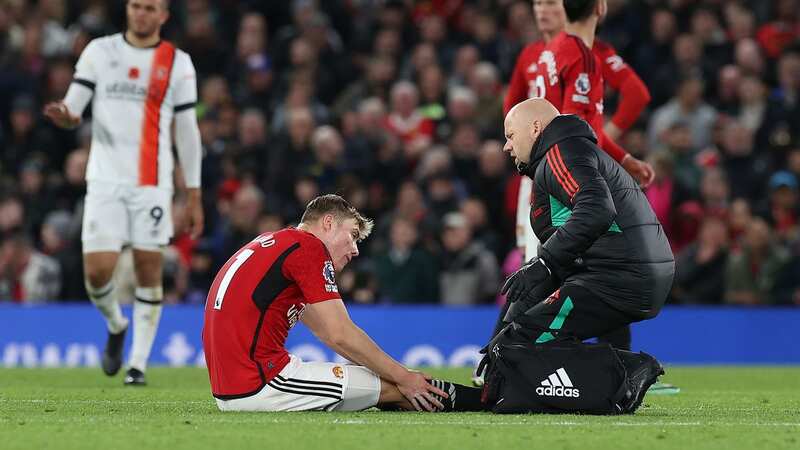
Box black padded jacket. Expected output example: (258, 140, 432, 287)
(521, 114, 675, 319)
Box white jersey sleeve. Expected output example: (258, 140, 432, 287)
(171, 51, 201, 188)
(64, 40, 100, 117)
(171, 51, 197, 110)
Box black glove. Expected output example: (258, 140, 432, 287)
(500, 257, 551, 304)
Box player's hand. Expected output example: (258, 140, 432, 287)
(501, 257, 550, 304)
(397, 371, 447, 412)
(185, 189, 204, 239)
(43, 102, 81, 129)
(621, 155, 655, 188)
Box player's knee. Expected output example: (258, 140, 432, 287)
(84, 266, 114, 289)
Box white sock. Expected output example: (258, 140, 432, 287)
(128, 286, 163, 372)
(86, 280, 128, 334)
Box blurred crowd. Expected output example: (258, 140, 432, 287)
(1, 0, 799, 306)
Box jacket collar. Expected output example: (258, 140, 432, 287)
(519, 114, 597, 177)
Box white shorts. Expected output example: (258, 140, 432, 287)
(215, 355, 381, 412)
(82, 181, 173, 253)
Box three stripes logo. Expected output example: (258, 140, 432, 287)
(536, 368, 580, 398)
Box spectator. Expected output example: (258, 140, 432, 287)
(460, 197, 504, 260)
(468, 62, 503, 138)
(755, 0, 800, 59)
(333, 56, 396, 119)
(228, 12, 273, 105)
(719, 120, 769, 202)
(475, 140, 511, 224)
(2, 95, 57, 177)
(761, 170, 799, 243)
(724, 2, 756, 42)
(0, 231, 60, 303)
(725, 218, 790, 305)
(698, 166, 730, 217)
(0, 196, 25, 236)
(266, 107, 316, 201)
(53, 148, 87, 213)
(418, 65, 447, 122)
(729, 198, 753, 248)
(736, 75, 768, 134)
(308, 125, 345, 193)
(735, 38, 766, 78)
(649, 76, 718, 151)
(374, 217, 439, 303)
(438, 212, 500, 305)
(214, 184, 265, 270)
(39, 210, 82, 300)
(232, 108, 269, 182)
(384, 80, 435, 160)
(635, 8, 678, 100)
(672, 217, 729, 305)
(449, 44, 479, 89)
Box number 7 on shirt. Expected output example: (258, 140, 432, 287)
(213, 249, 255, 310)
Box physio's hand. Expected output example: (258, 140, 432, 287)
(501, 257, 550, 304)
(621, 155, 655, 188)
(185, 190, 204, 239)
(43, 102, 81, 129)
(397, 371, 447, 412)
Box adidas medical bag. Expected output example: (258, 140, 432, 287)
(481, 336, 631, 415)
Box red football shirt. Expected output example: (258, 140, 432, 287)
(538, 32, 604, 131)
(202, 228, 341, 399)
(504, 34, 652, 163)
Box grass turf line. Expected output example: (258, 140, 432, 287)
(0, 367, 798, 450)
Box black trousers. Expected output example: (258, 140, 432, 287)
(507, 283, 640, 346)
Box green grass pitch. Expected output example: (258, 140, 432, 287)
(1, 367, 798, 450)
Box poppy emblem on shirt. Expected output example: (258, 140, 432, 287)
(128, 67, 139, 79)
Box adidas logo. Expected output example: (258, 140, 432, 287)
(536, 368, 581, 398)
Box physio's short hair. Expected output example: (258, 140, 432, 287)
(563, 0, 598, 22)
(300, 194, 374, 241)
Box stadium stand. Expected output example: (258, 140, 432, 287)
(0, 0, 798, 306)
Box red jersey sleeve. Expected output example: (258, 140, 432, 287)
(283, 238, 341, 304)
(597, 128, 628, 163)
(595, 41, 651, 131)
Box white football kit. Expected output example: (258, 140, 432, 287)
(64, 33, 201, 252)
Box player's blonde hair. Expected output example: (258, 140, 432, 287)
(300, 194, 374, 241)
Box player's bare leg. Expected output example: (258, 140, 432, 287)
(125, 248, 164, 386)
(84, 251, 129, 376)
